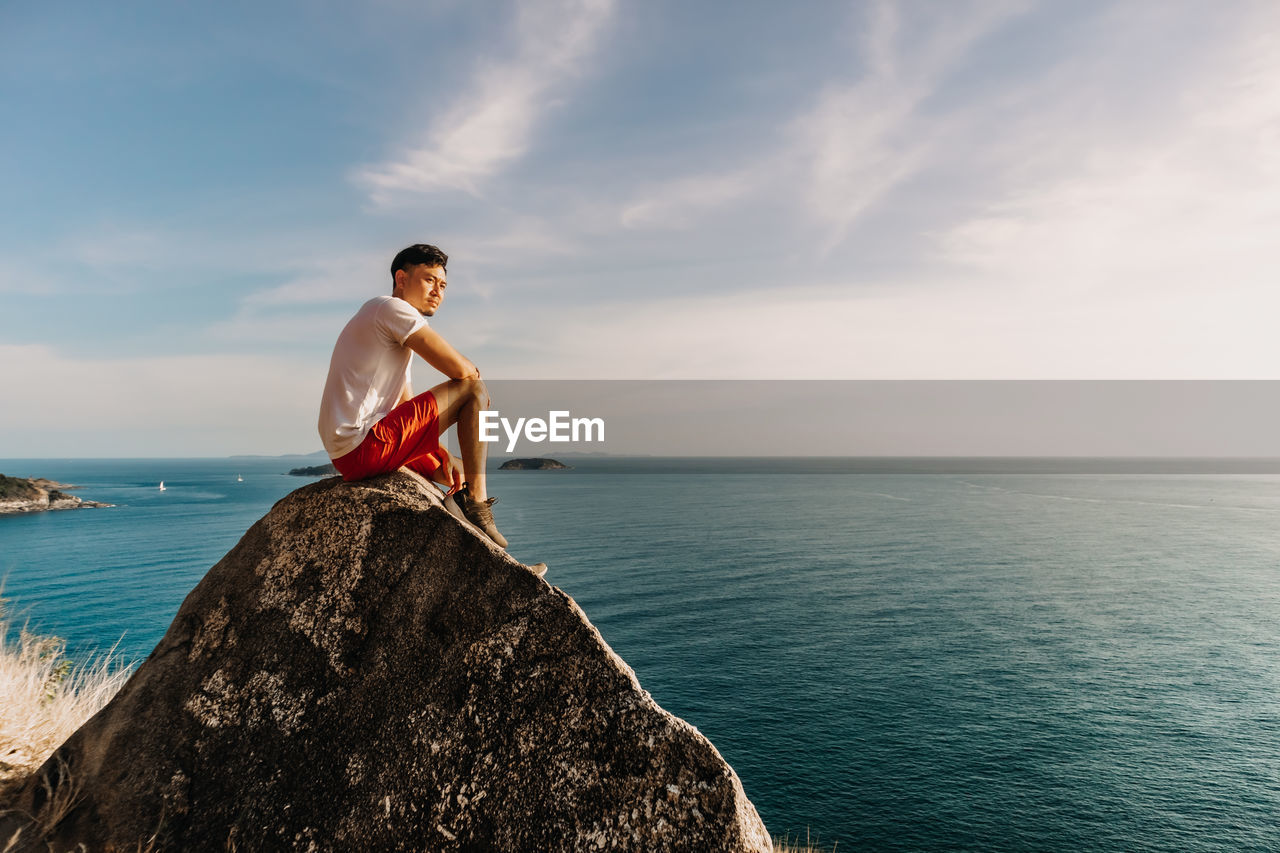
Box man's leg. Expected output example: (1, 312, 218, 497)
(332, 393, 444, 482)
(427, 376, 491, 500)
(427, 377, 509, 549)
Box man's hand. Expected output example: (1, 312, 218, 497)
(432, 447, 465, 496)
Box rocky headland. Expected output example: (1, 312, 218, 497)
(498, 457, 572, 470)
(0, 471, 770, 851)
(0, 475, 111, 515)
(287, 463, 339, 477)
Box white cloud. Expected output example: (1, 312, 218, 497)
(436, 217, 582, 265)
(932, 4, 1280, 348)
(463, 2, 1278, 381)
(788, 0, 1029, 248)
(0, 345, 325, 456)
(0, 258, 54, 294)
(242, 251, 390, 307)
(618, 170, 761, 230)
(356, 0, 616, 200)
(70, 227, 167, 270)
(234, 222, 582, 317)
(1, 225, 175, 294)
(286, 3, 1280, 383)
(454, 271, 1280, 380)
(202, 310, 353, 346)
(608, 0, 1028, 246)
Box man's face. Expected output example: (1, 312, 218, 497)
(395, 264, 448, 317)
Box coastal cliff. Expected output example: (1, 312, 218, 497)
(0, 471, 771, 851)
(0, 475, 110, 515)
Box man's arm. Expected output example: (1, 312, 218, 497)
(404, 325, 480, 380)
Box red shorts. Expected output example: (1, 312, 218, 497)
(331, 391, 448, 482)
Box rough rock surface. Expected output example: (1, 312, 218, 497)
(0, 471, 771, 851)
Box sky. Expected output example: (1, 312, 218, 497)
(2, 0, 1279, 456)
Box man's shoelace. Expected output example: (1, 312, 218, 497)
(467, 496, 498, 524)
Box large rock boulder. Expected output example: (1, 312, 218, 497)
(1, 471, 771, 851)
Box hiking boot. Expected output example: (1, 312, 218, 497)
(458, 486, 509, 548)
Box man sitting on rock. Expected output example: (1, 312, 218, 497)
(318, 243, 507, 548)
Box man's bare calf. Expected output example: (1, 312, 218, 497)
(428, 376, 508, 548)
(430, 376, 492, 499)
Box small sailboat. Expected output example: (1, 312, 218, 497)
(158, 481, 166, 491)
(237, 474, 244, 483)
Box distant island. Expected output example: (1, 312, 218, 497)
(498, 458, 571, 470)
(232, 450, 330, 460)
(288, 464, 338, 477)
(0, 474, 112, 515)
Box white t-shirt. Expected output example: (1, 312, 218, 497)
(318, 295, 427, 459)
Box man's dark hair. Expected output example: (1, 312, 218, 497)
(390, 244, 448, 289)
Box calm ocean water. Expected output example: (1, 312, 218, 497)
(3, 457, 1280, 851)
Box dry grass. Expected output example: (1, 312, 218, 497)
(774, 828, 839, 852)
(0, 597, 133, 799)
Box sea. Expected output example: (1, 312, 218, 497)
(2, 456, 1279, 852)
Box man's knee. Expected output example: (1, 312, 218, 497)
(450, 376, 490, 409)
